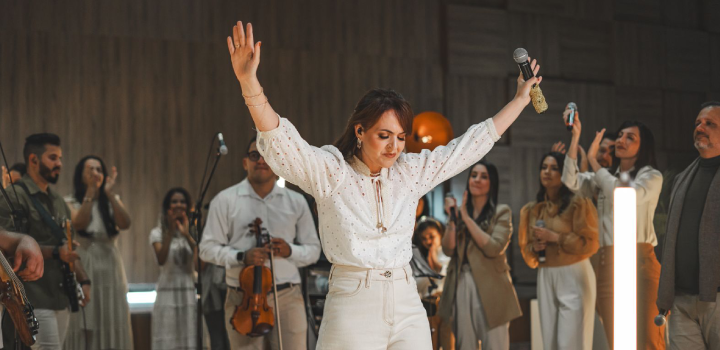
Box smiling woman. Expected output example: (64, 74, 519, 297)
(228, 20, 542, 349)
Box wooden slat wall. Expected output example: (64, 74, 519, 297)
(0, 0, 717, 286)
(0, 0, 442, 283)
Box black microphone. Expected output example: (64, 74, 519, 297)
(513, 48, 547, 114)
(536, 219, 546, 263)
(445, 193, 457, 225)
(654, 309, 668, 326)
(514, 48, 536, 83)
(566, 102, 577, 131)
(217, 133, 229, 155)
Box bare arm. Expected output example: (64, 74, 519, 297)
(441, 221, 456, 257)
(441, 196, 458, 256)
(104, 166, 131, 230)
(229, 22, 279, 132)
(107, 194, 131, 230)
(70, 185, 97, 230)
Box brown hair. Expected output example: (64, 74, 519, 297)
(333, 89, 414, 159)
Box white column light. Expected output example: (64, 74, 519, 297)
(614, 186, 637, 350)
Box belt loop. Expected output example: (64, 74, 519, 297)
(404, 266, 409, 284)
(329, 265, 335, 281)
(365, 269, 371, 289)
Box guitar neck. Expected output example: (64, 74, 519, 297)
(0, 250, 11, 282)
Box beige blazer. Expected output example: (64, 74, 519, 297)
(438, 204, 522, 329)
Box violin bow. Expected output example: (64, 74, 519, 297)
(267, 233, 283, 350)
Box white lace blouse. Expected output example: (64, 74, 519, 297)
(257, 116, 500, 269)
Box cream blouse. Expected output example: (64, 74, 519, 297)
(257, 116, 500, 269)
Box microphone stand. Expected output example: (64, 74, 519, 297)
(191, 134, 225, 350)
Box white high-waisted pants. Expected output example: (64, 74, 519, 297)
(316, 264, 432, 350)
(537, 259, 596, 350)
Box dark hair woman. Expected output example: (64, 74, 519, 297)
(412, 217, 446, 273)
(63, 155, 133, 350)
(149, 187, 198, 349)
(518, 152, 599, 350)
(563, 119, 665, 349)
(229, 21, 542, 349)
(439, 160, 521, 350)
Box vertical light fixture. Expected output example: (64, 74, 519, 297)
(614, 184, 637, 349)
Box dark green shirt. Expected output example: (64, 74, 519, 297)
(0, 174, 75, 310)
(675, 155, 720, 294)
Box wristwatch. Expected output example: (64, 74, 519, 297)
(236, 251, 245, 263)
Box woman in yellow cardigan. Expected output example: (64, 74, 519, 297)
(438, 160, 522, 350)
(519, 151, 599, 350)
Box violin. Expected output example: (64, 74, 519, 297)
(231, 218, 274, 337)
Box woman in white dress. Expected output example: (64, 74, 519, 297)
(228, 21, 542, 349)
(149, 187, 198, 350)
(64, 155, 133, 350)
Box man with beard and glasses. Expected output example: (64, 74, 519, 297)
(200, 137, 321, 350)
(657, 101, 720, 350)
(0, 133, 91, 350)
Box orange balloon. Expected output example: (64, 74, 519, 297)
(406, 111, 454, 153)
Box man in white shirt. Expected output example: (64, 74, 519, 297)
(199, 137, 321, 350)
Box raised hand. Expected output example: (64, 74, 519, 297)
(228, 21, 261, 84)
(551, 141, 567, 154)
(587, 129, 606, 162)
(104, 166, 118, 195)
(564, 106, 582, 141)
(458, 191, 469, 222)
(444, 195, 457, 216)
(587, 128, 606, 172)
(514, 57, 542, 104)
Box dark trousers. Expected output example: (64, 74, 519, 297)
(204, 308, 231, 350)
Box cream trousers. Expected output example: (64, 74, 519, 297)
(537, 259, 596, 350)
(316, 264, 432, 350)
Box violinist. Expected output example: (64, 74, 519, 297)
(199, 137, 321, 350)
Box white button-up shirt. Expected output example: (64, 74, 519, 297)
(562, 156, 662, 247)
(256, 116, 500, 269)
(199, 179, 321, 287)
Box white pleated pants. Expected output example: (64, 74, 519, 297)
(537, 259, 596, 350)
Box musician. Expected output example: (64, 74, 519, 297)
(199, 138, 321, 350)
(0, 133, 91, 349)
(0, 229, 43, 349)
(228, 21, 540, 349)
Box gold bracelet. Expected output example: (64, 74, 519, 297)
(246, 97, 269, 107)
(242, 88, 264, 98)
